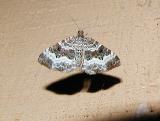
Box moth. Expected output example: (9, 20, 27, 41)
(38, 30, 120, 75)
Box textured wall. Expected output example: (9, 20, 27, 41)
(0, 0, 160, 121)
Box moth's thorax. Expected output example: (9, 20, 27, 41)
(71, 36, 95, 47)
(73, 37, 85, 45)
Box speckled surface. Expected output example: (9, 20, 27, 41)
(0, 0, 160, 121)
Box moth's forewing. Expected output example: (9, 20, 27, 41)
(38, 39, 77, 72)
(82, 40, 120, 75)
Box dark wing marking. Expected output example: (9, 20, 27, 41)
(38, 38, 77, 72)
(82, 43, 120, 75)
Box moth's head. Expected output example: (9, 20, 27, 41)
(77, 30, 84, 38)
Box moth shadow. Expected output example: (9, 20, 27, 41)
(45, 73, 121, 95)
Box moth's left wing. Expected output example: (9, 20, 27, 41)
(82, 41, 120, 75)
(38, 38, 77, 72)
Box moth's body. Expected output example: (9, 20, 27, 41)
(38, 30, 120, 75)
(66, 31, 99, 67)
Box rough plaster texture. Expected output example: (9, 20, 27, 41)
(0, 0, 160, 121)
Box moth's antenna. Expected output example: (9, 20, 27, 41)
(56, 0, 81, 32)
(90, 8, 100, 35)
(81, 6, 100, 35)
(94, 12, 99, 28)
(67, 14, 80, 30)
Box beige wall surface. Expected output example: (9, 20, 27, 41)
(0, 0, 160, 121)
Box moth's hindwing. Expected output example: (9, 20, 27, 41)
(82, 41, 120, 75)
(38, 39, 77, 72)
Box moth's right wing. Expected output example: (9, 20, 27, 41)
(38, 38, 77, 72)
(82, 41, 120, 75)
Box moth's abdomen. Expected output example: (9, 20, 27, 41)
(74, 48, 83, 66)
